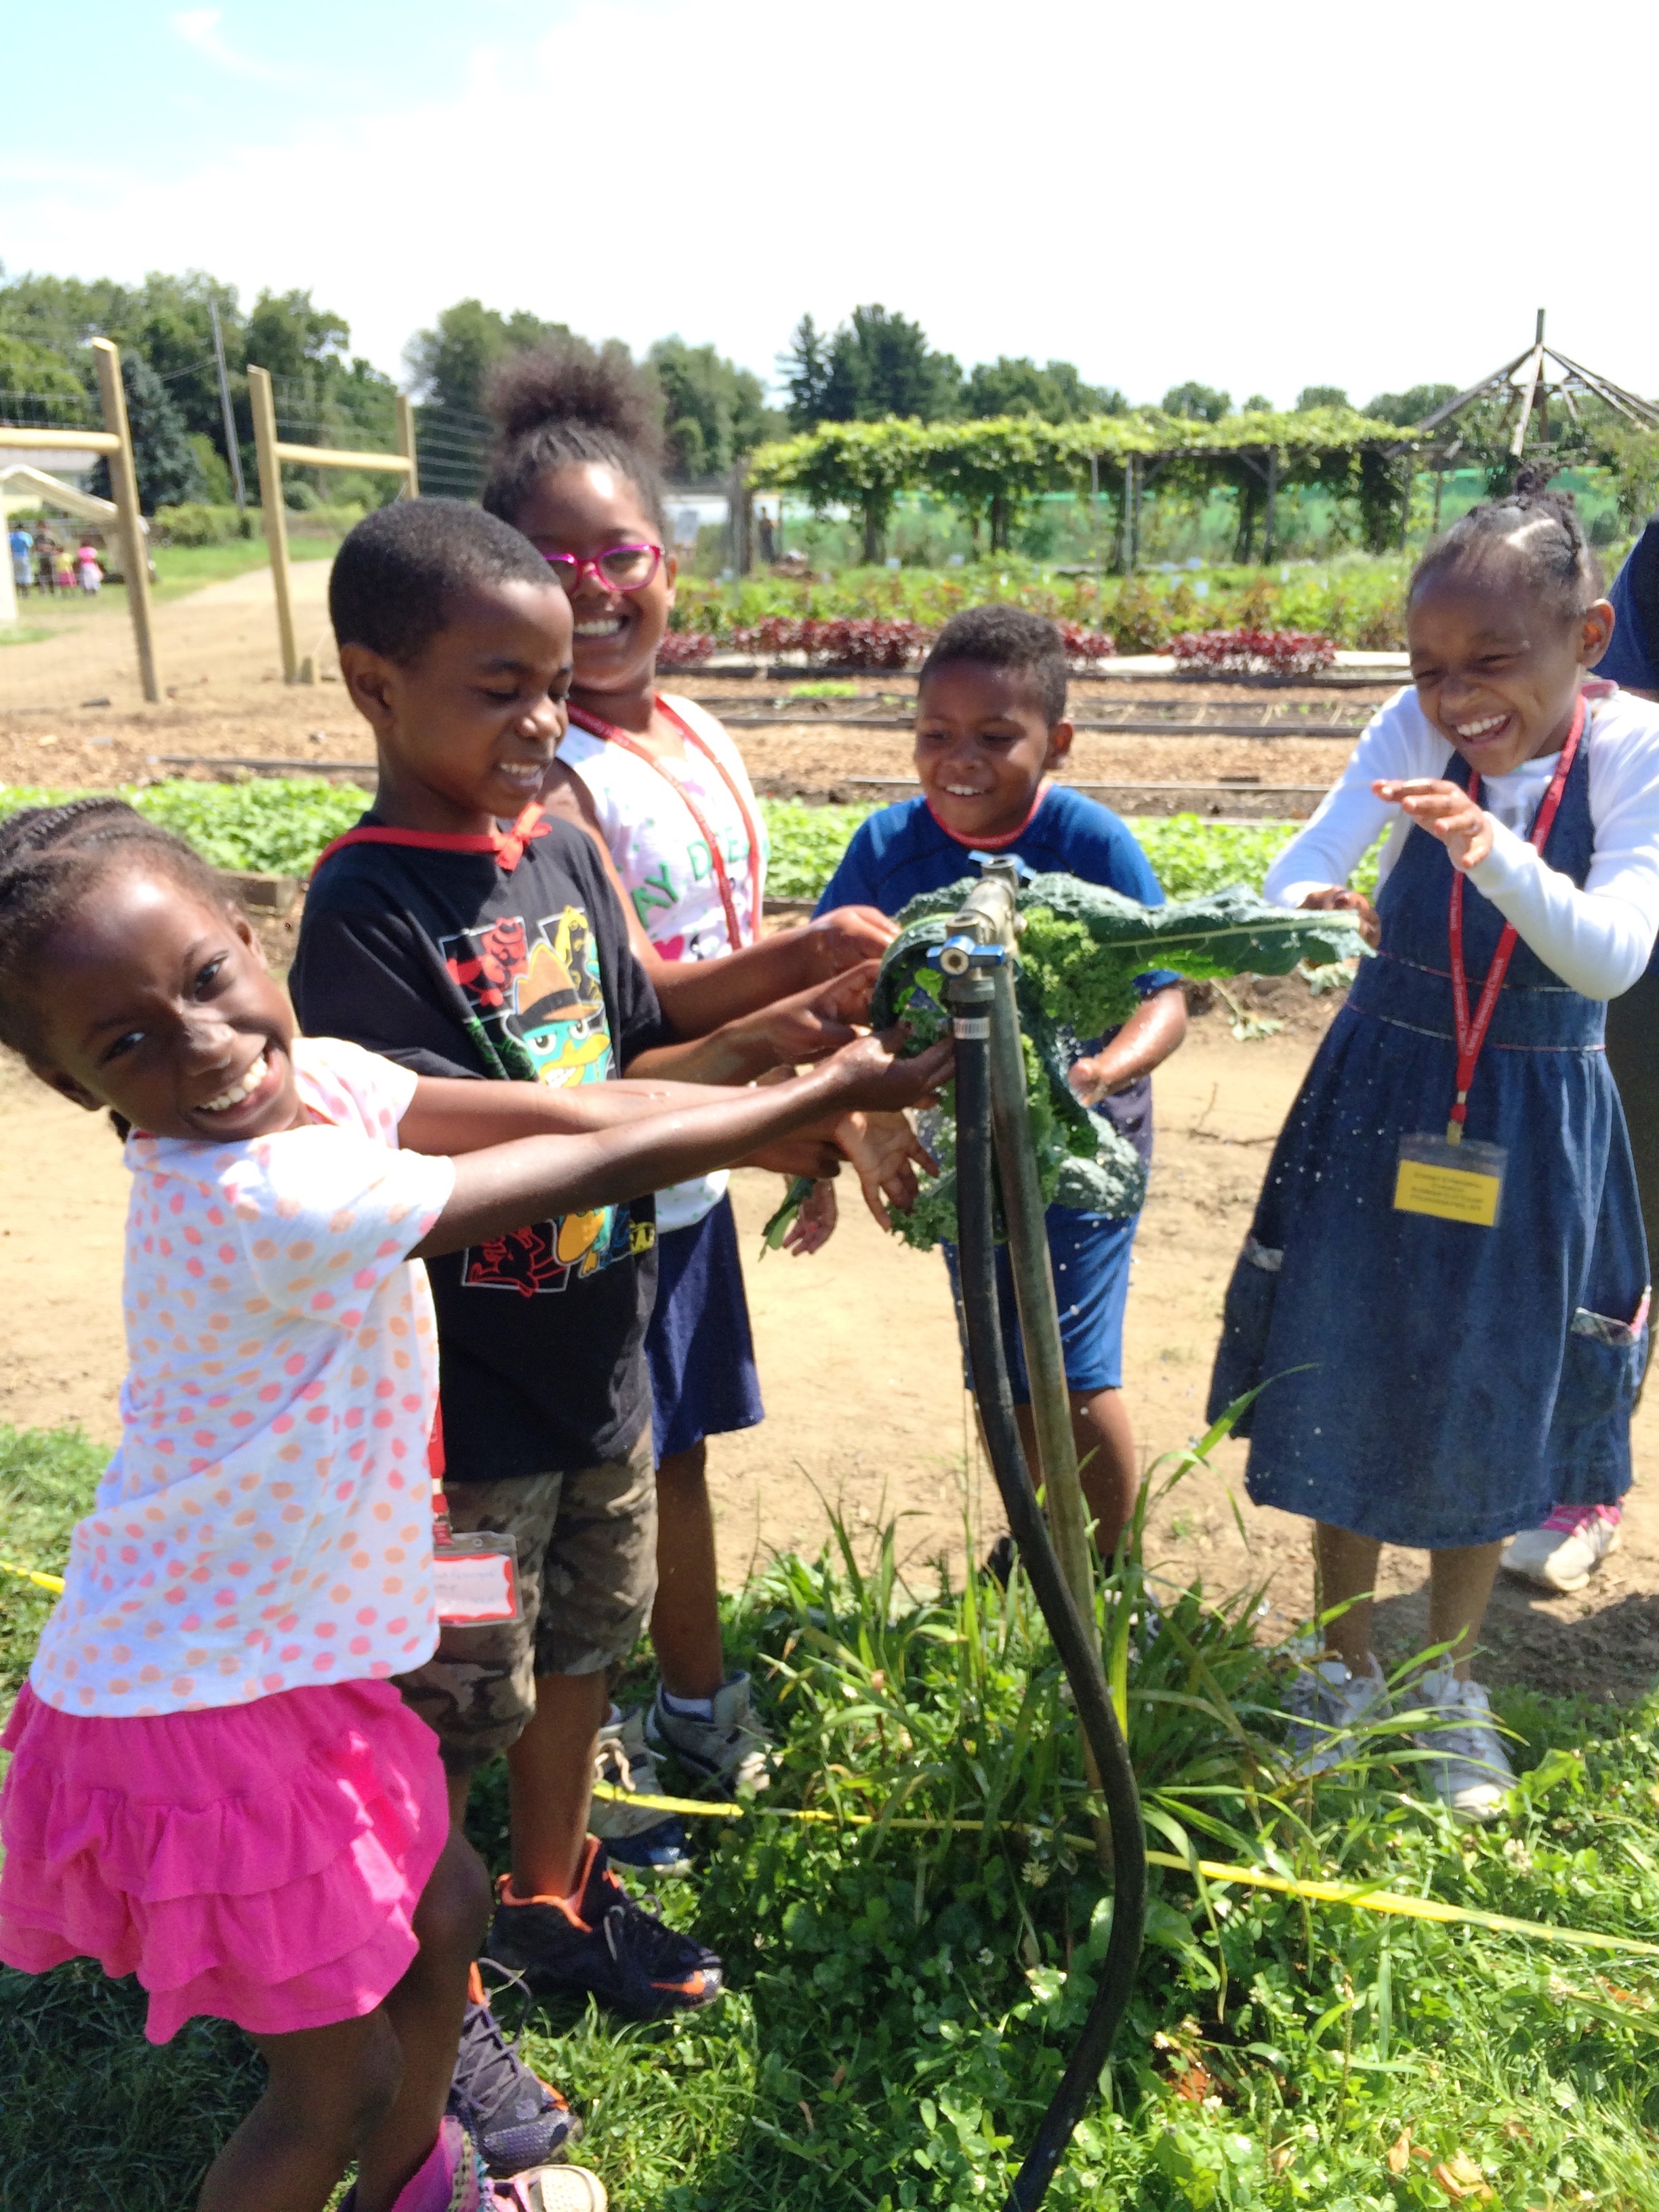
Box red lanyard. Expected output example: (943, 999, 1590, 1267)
(566, 699, 764, 952)
(1446, 697, 1584, 1140)
(311, 802, 550, 880)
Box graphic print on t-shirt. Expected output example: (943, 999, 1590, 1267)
(440, 904, 654, 1296)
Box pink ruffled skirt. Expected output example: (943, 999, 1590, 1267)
(0, 1677, 449, 2045)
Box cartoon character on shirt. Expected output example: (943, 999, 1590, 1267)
(504, 924, 611, 1087)
(440, 905, 651, 1294)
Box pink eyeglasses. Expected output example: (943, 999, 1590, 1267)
(541, 542, 663, 594)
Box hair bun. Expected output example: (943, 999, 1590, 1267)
(484, 338, 665, 466)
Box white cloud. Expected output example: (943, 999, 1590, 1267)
(169, 8, 303, 87)
(15, 0, 1659, 407)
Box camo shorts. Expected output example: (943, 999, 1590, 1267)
(394, 1427, 657, 1774)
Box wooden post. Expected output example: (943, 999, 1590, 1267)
(247, 365, 300, 684)
(1262, 447, 1279, 564)
(395, 395, 419, 497)
(90, 338, 161, 704)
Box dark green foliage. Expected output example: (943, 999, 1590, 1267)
(869, 875, 1362, 1248)
(403, 298, 569, 419)
(95, 353, 204, 513)
(808, 305, 962, 430)
(1366, 383, 1459, 428)
(1294, 386, 1349, 413)
(649, 337, 780, 476)
(1160, 382, 1232, 424)
(964, 359, 1127, 424)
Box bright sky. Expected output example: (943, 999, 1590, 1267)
(5, 0, 1656, 409)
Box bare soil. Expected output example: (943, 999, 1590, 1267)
(3, 563, 1652, 1705)
(4, 990, 1655, 1706)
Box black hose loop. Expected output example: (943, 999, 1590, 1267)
(949, 988, 1147, 2212)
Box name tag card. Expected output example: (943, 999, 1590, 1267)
(434, 1532, 522, 1625)
(1394, 1134, 1506, 1228)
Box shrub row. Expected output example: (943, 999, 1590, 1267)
(1168, 628, 1336, 676)
(148, 502, 367, 547)
(673, 557, 1409, 653)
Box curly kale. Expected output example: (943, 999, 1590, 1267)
(876, 876, 1364, 1250)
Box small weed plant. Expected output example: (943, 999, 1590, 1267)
(2, 1420, 1658, 2207)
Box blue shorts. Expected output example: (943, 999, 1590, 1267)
(646, 1194, 765, 1459)
(943, 1207, 1140, 1400)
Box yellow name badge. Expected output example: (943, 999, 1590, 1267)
(1393, 1134, 1506, 1228)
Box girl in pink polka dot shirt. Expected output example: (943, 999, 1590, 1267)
(0, 800, 949, 2212)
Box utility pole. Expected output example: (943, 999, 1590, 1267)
(209, 300, 247, 512)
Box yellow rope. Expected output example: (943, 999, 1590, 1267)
(5, 1561, 1648, 1967)
(590, 1781, 1659, 1963)
(0, 1559, 64, 1595)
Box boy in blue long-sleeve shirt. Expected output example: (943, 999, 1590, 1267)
(817, 605, 1187, 1553)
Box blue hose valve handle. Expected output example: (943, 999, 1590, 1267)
(934, 935, 1008, 977)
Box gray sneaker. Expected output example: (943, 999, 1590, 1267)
(1411, 1665, 1514, 1823)
(647, 1671, 776, 1796)
(588, 1708, 693, 1877)
(1284, 1654, 1389, 1777)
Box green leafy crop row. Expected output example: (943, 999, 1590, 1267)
(0, 785, 1376, 914)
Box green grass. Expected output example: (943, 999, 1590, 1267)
(3, 1420, 1658, 2208)
(0, 624, 54, 647)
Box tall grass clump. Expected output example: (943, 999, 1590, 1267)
(3, 1421, 1659, 2207)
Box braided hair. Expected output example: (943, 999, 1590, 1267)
(1410, 464, 1605, 622)
(480, 337, 668, 537)
(0, 798, 227, 1064)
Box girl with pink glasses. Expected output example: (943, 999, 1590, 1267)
(478, 344, 926, 1866)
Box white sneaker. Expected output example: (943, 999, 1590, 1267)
(1284, 1654, 1389, 1776)
(588, 1708, 693, 1877)
(1501, 1504, 1621, 1594)
(493, 2165, 609, 2210)
(647, 1671, 776, 1796)
(1412, 1665, 1515, 1823)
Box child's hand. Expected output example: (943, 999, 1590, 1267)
(1372, 777, 1493, 872)
(779, 1177, 838, 1256)
(1298, 884, 1381, 947)
(803, 905, 899, 977)
(747, 961, 881, 1067)
(827, 1029, 954, 1113)
(835, 1109, 939, 1228)
(740, 1137, 842, 1179)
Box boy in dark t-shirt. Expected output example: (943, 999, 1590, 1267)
(297, 819, 665, 1480)
(290, 501, 952, 2175)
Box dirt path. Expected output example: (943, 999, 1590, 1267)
(5, 996, 1655, 1703)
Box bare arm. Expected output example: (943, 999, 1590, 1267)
(411, 1031, 952, 1260)
(624, 961, 882, 1085)
(397, 1071, 790, 1155)
(1067, 985, 1189, 1105)
(538, 759, 895, 1036)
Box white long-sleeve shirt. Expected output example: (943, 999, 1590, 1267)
(1265, 686, 1659, 999)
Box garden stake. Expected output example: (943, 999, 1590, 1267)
(938, 859, 1147, 2211)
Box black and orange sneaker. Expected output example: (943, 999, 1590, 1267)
(483, 1838, 722, 2022)
(448, 1962, 582, 2176)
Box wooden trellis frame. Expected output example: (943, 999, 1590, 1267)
(0, 337, 160, 701)
(247, 364, 418, 683)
